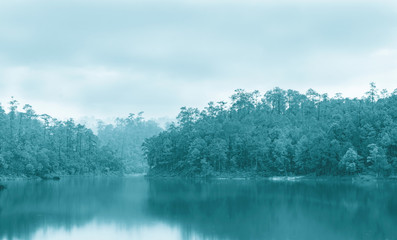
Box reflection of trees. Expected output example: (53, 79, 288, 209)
(0, 177, 148, 240)
(1, 178, 397, 240)
(145, 180, 397, 240)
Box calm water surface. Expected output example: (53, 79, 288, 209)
(0, 177, 396, 240)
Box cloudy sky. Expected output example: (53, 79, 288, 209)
(0, 0, 396, 121)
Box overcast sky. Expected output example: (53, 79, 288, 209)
(0, 0, 396, 121)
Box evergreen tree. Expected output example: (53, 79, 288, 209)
(367, 144, 390, 177)
(144, 83, 397, 177)
(339, 148, 359, 175)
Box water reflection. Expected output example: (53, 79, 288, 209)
(0, 177, 396, 240)
(29, 222, 183, 240)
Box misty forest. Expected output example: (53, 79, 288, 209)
(144, 83, 397, 178)
(0, 101, 161, 178)
(0, 83, 396, 179)
(3, 0, 397, 239)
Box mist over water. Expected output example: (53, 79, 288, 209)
(1, 0, 397, 239)
(1, 177, 396, 240)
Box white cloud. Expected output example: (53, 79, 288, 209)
(0, 0, 397, 120)
(373, 48, 397, 57)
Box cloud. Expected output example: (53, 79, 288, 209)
(0, 0, 397, 120)
(373, 48, 397, 57)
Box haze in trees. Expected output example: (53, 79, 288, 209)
(0, 100, 161, 178)
(143, 83, 397, 177)
(97, 113, 162, 173)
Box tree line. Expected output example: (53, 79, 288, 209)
(0, 99, 161, 178)
(97, 112, 162, 173)
(143, 83, 397, 177)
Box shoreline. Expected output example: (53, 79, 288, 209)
(144, 172, 397, 183)
(2, 173, 397, 184)
(0, 171, 140, 183)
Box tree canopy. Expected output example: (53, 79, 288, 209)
(144, 83, 397, 177)
(0, 100, 161, 178)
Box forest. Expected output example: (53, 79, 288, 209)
(143, 83, 397, 177)
(0, 99, 161, 178)
(1, 83, 397, 179)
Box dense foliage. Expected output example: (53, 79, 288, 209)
(0, 99, 160, 178)
(97, 113, 162, 173)
(143, 83, 397, 177)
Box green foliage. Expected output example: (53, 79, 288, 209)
(144, 83, 397, 177)
(0, 101, 161, 177)
(97, 113, 162, 173)
(339, 148, 359, 175)
(367, 144, 390, 177)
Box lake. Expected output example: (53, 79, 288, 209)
(0, 177, 396, 240)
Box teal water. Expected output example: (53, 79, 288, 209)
(0, 177, 396, 240)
